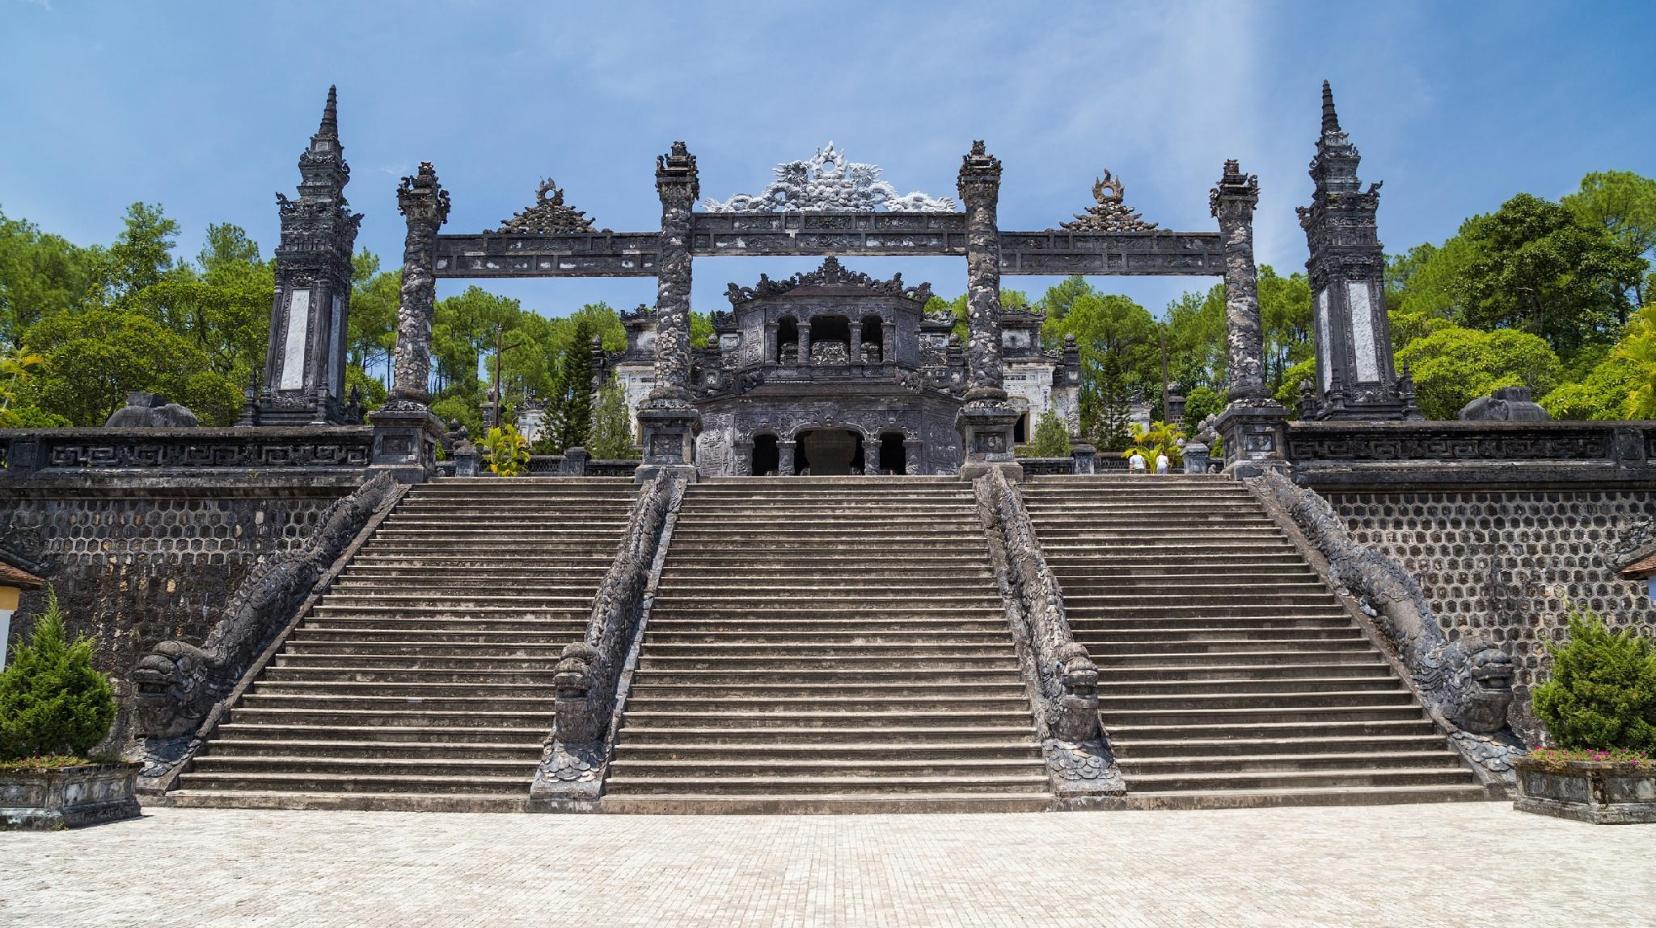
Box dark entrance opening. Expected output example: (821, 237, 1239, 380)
(776, 316, 799, 364)
(859, 315, 884, 362)
(752, 434, 779, 476)
(795, 429, 862, 476)
(878, 432, 906, 474)
(1013, 411, 1029, 444)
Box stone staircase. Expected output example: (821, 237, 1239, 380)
(167, 477, 639, 811)
(602, 476, 1051, 812)
(1023, 474, 1486, 808)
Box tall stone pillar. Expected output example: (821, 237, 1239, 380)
(258, 86, 362, 426)
(636, 141, 702, 482)
(369, 161, 450, 481)
(1298, 81, 1420, 420)
(955, 141, 1021, 480)
(1210, 159, 1288, 476)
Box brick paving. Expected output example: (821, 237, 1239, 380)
(2, 803, 1651, 927)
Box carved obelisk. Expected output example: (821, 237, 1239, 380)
(1210, 159, 1289, 475)
(635, 141, 702, 482)
(258, 86, 362, 425)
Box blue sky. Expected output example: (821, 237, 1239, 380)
(3, 0, 1653, 318)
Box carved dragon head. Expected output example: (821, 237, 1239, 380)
(131, 640, 215, 740)
(1443, 641, 1515, 734)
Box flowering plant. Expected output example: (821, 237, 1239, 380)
(1522, 746, 1653, 773)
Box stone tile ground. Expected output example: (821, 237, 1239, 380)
(2, 803, 1651, 927)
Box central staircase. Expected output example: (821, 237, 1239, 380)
(167, 478, 638, 811)
(1023, 475, 1486, 808)
(601, 476, 1051, 812)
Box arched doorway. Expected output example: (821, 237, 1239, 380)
(878, 432, 907, 474)
(794, 429, 862, 476)
(751, 434, 779, 476)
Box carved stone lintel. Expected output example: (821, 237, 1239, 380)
(703, 142, 955, 213)
(491, 178, 599, 234)
(725, 256, 931, 306)
(1057, 171, 1159, 233)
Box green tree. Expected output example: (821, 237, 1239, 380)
(105, 202, 181, 305)
(587, 373, 637, 459)
(1163, 284, 1227, 390)
(1532, 610, 1656, 753)
(1035, 276, 1098, 325)
(1025, 407, 1072, 457)
(1394, 326, 1564, 420)
(1181, 384, 1226, 438)
(1385, 239, 1476, 347)
(0, 590, 117, 761)
(1563, 170, 1656, 305)
(21, 309, 240, 425)
(1274, 357, 1318, 408)
(1258, 266, 1313, 396)
(1456, 193, 1645, 357)
(548, 316, 597, 451)
(1123, 421, 1185, 469)
(348, 252, 399, 389)
(0, 208, 104, 346)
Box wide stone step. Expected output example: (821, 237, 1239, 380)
(643, 618, 1010, 634)
(261, 666, 557, 685)
(606, 758, 1046, 779)
(1093, 660, 1389, 680)
(203, 738, 543, 761)
(1096, 689, 1417, 711)
(630, 668, 1025, 686)
(659, 566, 994, 579)
(275, 653, 561, 671)
(239, 693, 554, 713)
(1067, 592, 1339, 607)
(613, 741, 1041, 761)
(649, 607, 1006, 621)
(283, 641, 564, 657)
(622, 710, 1032, 729)
(648, 585, 999, 598)
(303, 617, 588, 634)
(349, 555, 616, 568)
(309, 607, 588, 621)
(615, 725, 1037, 746)
(176, 771, 533, 795)
(1107, 784, 1490, 810)
(596, 793, 1053, 814)
(1105, 718, 1443, 741)
(319, 593, 595, 608)
(1076, 616, 1355, 632)
(1099, 674, 1403, 695)
(1122, 767, 1474, 793)
(1080, 637, 1370, 655)
(1048, 560, 1311, 572)
(189, 756, 540, 778)
(627, 682, 1028, 699)
(291, 628, 576, 646)
(636, 642, 1015, 657)
(624, 695, 1033, 713)
(1113, 733, 1455, 758)
(227, 707, 552, 727)
(636, 655, 1021, 672)
(1118, 750, 1469, 775)
(252, 679, 554, 699)
(1098, 704, 1427, 727)
(1082, 627, 1364, 644)
(601, 774, 1049, 795)
(215, 722, 546, 744)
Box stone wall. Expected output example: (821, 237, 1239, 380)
(1, 479, 356, 747)
(1323, 487, 1656, 739)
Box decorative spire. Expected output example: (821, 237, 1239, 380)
(1057, 170, 1159, 232)
(491, 177, 598, 234)
(319, 85, 339, 141)
(1321, 80, 1340, 135)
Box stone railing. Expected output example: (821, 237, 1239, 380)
(1286, 420, 1656, 488)
(0, 427, 375, 479)
(1249, 469, 1525, 790)
(127, 472, 404, 791)
(972, 467, 1123, 802)
(530, 469, 681, 808)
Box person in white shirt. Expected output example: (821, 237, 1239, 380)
(1128, 452, 1147, 473)
(1155, 453, 1170, 474)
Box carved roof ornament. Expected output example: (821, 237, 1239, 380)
(1058, 170, 1159, 233)
(724, 256, 934, 305)
(491, 178, 599, 234)
(703, 142, 956, 213)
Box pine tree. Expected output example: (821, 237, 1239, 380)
(548, 317, 597, 452)
(587, 374, 637, 459)
(1028, 408, 1072, 457)
(0, 590, 116, 761)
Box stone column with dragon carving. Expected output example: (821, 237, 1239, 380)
(955, 141, 1021, 480)
(1209, 159, 1288, 476)
(369, 161, 450, 481)
(636, 141, 702, 482)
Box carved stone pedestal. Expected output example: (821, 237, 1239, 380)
(368, 403, 444, 483)
(1213, 400, 1289, 478)
(635, 402, 700, 484)
(957, 401, 1022, 481)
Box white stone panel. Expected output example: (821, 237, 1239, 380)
(279, 289, 311, 391)
(1347, 281, 1380, 383)
(328, 294, 345, 397)
(1316, 288, 1331, 391)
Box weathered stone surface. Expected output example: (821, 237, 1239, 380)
(1210, 159, 1264, 401)
(1459, 386, 1551, 422)
(0, 763, 141, 830)
(104, 393, 198, 428)
(702, 142, 955, 213)
(1057, 170, 1158, 233)
(128, 473, 399, 779)
(957, 141, 1007, 402)
(390, 162, 450, 405)
(1514, 758, 1656, 824)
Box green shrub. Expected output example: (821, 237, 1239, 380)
(480, 424, 531, 477)
(0, 591, 116, 762)
(1531, 610, 1656, 752)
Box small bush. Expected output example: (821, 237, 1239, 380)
(1531, 610, 1656, 753)
(1522, 746, 1652, 773)
(480, 424, 531, 477)
(0, 591, 116, 762)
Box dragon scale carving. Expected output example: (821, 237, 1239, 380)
(702, 142, 955, 213)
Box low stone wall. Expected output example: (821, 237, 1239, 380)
(0, 426, 372, 748)
(1319, 485, 1656, 741)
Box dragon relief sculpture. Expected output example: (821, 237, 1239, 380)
(724, 256, 932, 306)
(1254, 470, 1523, 778)
(491, 178, 600, 234)
(972, 467, 1123, 798)
(702, 142, 956, 213)
(129, 473, 399, 776)
(1058, 170, 1159, 233)
(532, 470, 679, 803)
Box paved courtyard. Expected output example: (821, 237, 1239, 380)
(2, 802, 1651, 927)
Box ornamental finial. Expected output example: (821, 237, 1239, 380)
(1321, 80, 1341, 135)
